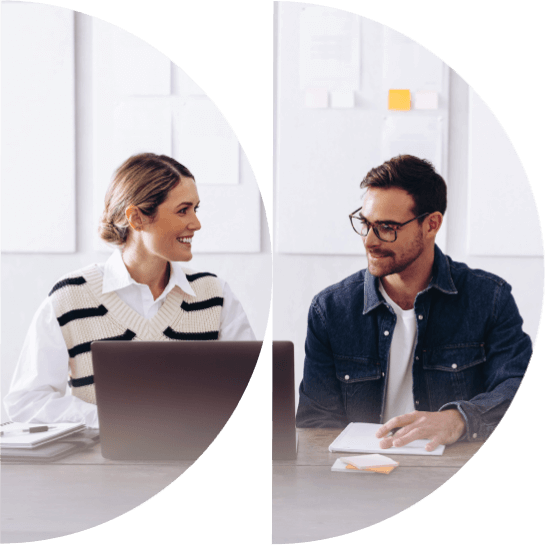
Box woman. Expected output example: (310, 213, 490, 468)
(5, 153, 255, 428)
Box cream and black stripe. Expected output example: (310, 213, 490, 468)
(49, 264, 223, 405)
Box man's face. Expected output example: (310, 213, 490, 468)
(360, 187, 426, 278)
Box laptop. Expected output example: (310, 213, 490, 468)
(272, 341, 298, 460)
(91, 340, 262, 460)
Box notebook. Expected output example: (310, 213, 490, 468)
(92, 340, 261, 461)
(0, 421, 85, 449)
(329, 422, 445, 456)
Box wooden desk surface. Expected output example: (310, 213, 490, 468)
(1, 444, 191, 544)
(274, 427, 484, 467)
(273, 428, 485, 544)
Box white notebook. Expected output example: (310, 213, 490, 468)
(328, 422, 445, 456)
(0, 421, 85, 449)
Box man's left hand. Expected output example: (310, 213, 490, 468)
(375, 410, 466, 452)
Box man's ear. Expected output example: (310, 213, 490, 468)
(426, 212, 443, 237)
(125, 206, 146, 231)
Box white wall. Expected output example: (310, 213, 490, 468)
(1, 8, 272, 422)
(273, 6, 543, 406)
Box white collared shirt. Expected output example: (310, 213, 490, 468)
(4, 251, 255, 429)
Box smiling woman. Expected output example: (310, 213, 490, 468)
(4, 152, 255, 426)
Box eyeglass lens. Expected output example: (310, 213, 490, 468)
(351, 216, 396, 242)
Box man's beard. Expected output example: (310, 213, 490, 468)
(366, 233, 425, 278)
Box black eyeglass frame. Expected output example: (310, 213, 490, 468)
(348, 207, 431, 243)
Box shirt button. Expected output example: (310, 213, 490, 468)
(381, 372, 385, 377)
(415, 356, 419, 361)
(384, 331, 390, 336)
(472, 433, 477, 439)
(344, 375, 350, 381)
(418, 315, 424, 320)
(451, 364, 457, 369)
(415, 400, 419, 406)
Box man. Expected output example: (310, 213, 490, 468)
(295, 155, 532, 452)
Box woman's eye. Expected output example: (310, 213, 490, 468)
(194, 206, 200, 213)
(178, 208, 188, 215)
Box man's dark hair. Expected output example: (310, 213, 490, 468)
(360, 155, 447, 218)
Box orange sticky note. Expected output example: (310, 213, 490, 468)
(388, 89, 411, 111)
(365, 466, 397, 474)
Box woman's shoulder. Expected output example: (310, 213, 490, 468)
(47, 264, 102, 298)
(179, 266, 222, 283)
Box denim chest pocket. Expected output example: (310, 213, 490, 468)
(334, 355, 382, 383)
(422, 343, 486, 408)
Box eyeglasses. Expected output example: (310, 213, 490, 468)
(349, 207, 430, 243)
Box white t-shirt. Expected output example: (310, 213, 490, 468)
(379, 281, 417, 422)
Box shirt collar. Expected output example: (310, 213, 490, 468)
(102, 249, 196, 297)
(362, 244, 457, 315)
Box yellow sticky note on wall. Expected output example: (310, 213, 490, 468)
(388, 89, 411, 111)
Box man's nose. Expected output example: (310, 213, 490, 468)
(363, 227, 380, 248)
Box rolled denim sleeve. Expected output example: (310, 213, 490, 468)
(440, 281, 532, 441)
(295, 296, 348, 428)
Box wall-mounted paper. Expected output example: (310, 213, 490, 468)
(1, 3, 76, 253)
(414, 91, 438, 110)
(330, 90, 355, 108)
(381, 115, 446, 250)
(381, 116, 443, 174)
(192, 183, 260, 253)
(109, 20, 171, 96)
(112, 98, 172, 170)
(467, 90, 541, 256)
(304, 88, 328, 108)
(383, 27, 443, 92)
(299, 5, 360, 91)
(173, 98, 239, 185)
(388, 89, 411, 111)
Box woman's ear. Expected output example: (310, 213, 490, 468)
(125, 206, 146, 231)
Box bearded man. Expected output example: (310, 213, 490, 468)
(295, 155, 532, 451)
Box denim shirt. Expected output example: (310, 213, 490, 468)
(296, 245, 532, 442)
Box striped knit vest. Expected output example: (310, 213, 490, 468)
(48, 264, 223, 405)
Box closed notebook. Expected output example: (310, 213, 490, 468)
(0, 422, 85, 449)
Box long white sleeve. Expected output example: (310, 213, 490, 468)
(218, 281, 256, 341)
(4, 298, 100, 428)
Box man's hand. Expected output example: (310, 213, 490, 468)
(375, 410, 466, 452)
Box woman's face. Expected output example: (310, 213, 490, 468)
(140, 176, 201, 263)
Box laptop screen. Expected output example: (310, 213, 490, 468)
(272, 341, 297, 460)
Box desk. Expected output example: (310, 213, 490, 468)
(1, 444, 190, 543)
(273, 428, 483, 544)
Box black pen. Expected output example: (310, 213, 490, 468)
(1, 425, 56, 436)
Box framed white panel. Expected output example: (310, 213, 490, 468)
(173, 97, 239, 185)
(190, 147, 260, 254)
(468, 90, 542, 256)
(1, 3, 75, 253)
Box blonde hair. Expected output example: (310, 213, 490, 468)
(99, 153, 194, 246)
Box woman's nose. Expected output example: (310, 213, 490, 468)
(190, 212, 201, 231)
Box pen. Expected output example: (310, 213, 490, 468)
(387, 427, 402, 437)
(0, 425, 56, 436)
